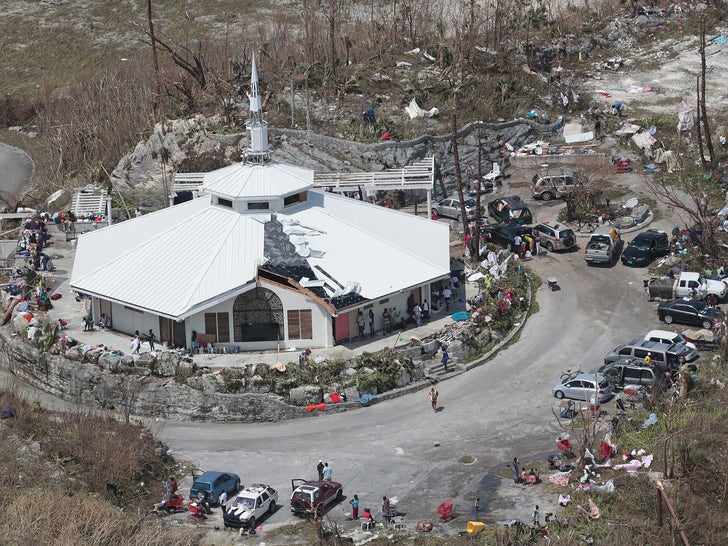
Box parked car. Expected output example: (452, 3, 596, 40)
(481, 223, 533, 251)
(223, 484, 278, 529)
(432, 195, 481, 221)
(468, 180, 496, 196)
(644, 329, 698, 356)
(594, 358, 665, 391)
(488, 196, 533, 225)
(621, 229, 670, 266)
(290, 479, 343, 517)
(551, 373, 612, 402)
(657, 298, 725, 330)
(532, 222, 576, 252)
(531, 169, 583, 201)
(603, 338, 692, 368)
(189, 471, 241, 505)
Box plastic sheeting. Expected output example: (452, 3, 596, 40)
(405, 98, 439, 119)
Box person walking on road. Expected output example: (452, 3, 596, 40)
(429, 387, 439, 412)
(323, 462, 333, 481)
(317, 460, 324, 481)
(441, 346, 450, 372)
(443, 286, 452, 311)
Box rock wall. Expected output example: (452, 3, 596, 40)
(111, 114, 561, 197)
(0, 331, 313, 422)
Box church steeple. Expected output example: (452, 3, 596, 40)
(244, 53, 270, 164)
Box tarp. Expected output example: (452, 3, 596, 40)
(405, 98, 439, 119)
(563, 123, 594, 143)
(631, 132, 657, 150)
(614, 122, 641, 136)
(677, 99, 694, 132)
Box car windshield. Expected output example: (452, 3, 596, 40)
(192, 481, 211, 491)
(234, 497, 255, 509)
(464, 198, 476, 207)
(629, 239, 650, 250)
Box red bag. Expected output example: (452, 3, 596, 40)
(50, 293, 62, 300)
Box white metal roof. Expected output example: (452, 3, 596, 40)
(203, 161, 313, 200)
(71, 188, 449, 320)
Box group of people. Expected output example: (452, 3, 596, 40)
(18, 215, 55, 272)
(130, 329, 157, 354)
(511, 456, 540, 485)
(348, 494, 396, 524)
(513, 231, 541, 259)
(316, 460, 333, 481)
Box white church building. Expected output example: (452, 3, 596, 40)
(70, 56, 451, 352)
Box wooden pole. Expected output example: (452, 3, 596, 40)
(656, 484, 663, 528)
(656, 481, 691, 546)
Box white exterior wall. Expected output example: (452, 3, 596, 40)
(98, 299, 159, 339)
(184, 283, 332, 351)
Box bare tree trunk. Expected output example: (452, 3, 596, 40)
(696, 78, 706, 170)
(699, 17, 716, 169)
(450, 105, 468, 236)
(147, 0, 161, 123)
(328, 0, 337, 78)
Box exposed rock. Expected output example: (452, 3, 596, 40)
(289, 386, 323, 406)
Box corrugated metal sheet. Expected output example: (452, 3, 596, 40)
(71, 178, 449, 319)
(203, 161, 313, 199)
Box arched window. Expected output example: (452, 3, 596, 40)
(232, 287, 283, 342)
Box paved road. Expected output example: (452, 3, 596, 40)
(157, 169, 676, 533)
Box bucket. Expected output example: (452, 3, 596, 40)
(467, 521, 485, 534)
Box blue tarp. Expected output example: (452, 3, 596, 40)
(451, 312, 469, 321)
(358, 394, 377, 406)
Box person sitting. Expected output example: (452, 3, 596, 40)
(360, 508, 375, 529)
(99, 313, 111, 330)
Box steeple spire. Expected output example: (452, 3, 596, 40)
(244, 52, 270, 164)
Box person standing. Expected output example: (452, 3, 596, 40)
(422, 299, 430, 323)
(413, 303, 422, 327)
(594, 117, 602, 140)
(534, 231, 541, 256)
(356, 310, 365, 338)
(513, 233, 523, 254)
(429, 387, 439, 412)
(368, 309, 375, 337)
(381, 496, 391, 523)
(512, 457, 520, 484)
(382, 309, 391, 334)
(533, 505, 541, 527)
(147, 329, 157, 351)
(168, 476, 178, 497)
(441, 346, 450, 372)
(130, 333, 141, 355)
(323, 462, 333, 481)
(443, 286, 452, 311)
(317, 460, 324, 481)
(349, 494, 359, 520)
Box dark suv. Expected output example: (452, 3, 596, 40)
(621, 229, 670, 266)
(488, 196, 533, 225)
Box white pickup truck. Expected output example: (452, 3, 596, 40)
(645, 271, 727, 303)
(584, 225, 622, 265)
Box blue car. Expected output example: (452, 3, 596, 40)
(189, 471, 241, 504)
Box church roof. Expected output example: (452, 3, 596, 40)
(70, 189, 449, 320)
(204, 160, 312, 200)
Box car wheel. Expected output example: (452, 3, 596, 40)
(542, 191, 553, 201)
(564, 236, 575, 247)
(233, 479, 240, 493)
(248, 517, 256, 530)
(336, 489, 343, 502)
(268, 502, 277, 515)
(705, 294, 717, 306)
(196, 491, 207, 501)
(702, 319, 712, 330)
(663, 314, 673, 324)
(315, 504, 324, 518)
(554, 390, 565, 399)
(546, 242, 554, 252)
(456, 214, 461, 222)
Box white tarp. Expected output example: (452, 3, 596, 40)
(563, 122, 594, 143)
(677, 98, 694, 132)
(405, 99, 439, 119)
